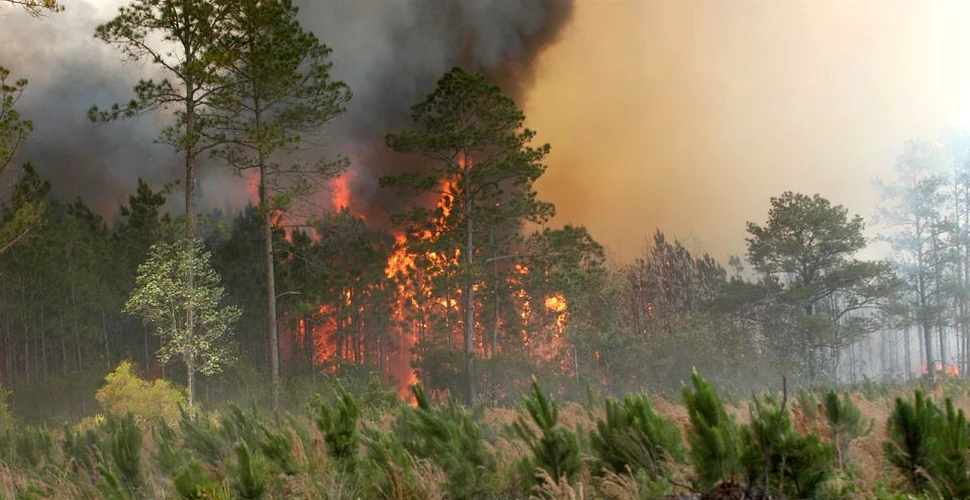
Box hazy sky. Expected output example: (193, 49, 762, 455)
(526, 0, 970, 262)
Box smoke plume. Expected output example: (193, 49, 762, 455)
(523, 0, 970, 262)
(0, 0, 574, 223)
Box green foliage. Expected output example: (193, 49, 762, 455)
(0, 424, 55, 469)
(310, 382, 360, 472)
(106, 412, 143, 494)
(124, 238, 242, 407)
(259, 423, 298, 476)
(742, 191, 899, 381)
(219, 404, 261, 453)
(208, 0, 351, 208)
(178, 407, 228, 467)
(681, 369, 741, 489)
(360, 427, 424, 499)
(0, 162, 46, 256)
(96, 360, 185, 424)
(174, 457, 221, 500)
(884, 390, 970, 498)
(397, 384, 497, 499)
(590, 392, 683, 480)
(0, 66, 32, 176)
(823, 390, 873, 470)
(740, 392, 834, 499)
(3, 0, 63, 16)
(232, 441, 266, 500)
(512, 379, 581, 487)
(152, 418, 184, 475)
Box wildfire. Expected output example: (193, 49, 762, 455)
(275, 148, 577, 404)
(920, 362, 961, 377)
(330, 171, 352, 211)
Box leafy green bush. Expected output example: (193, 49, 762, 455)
(96, 360, 185, 423)
(512, 378, 581, 488)
(590, 392, 683, 480)
(681, 368, 741, 489)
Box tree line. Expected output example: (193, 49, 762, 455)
(0, 0, 963, 420)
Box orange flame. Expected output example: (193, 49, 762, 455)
(330, 171, 352, 211)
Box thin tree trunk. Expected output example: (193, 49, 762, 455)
(462, 151, 476, 406)
(59, 315, 67, 375)
(186, 354, 195, 410)
(101, 308, 110, 368)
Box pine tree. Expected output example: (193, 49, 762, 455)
(512, 378, 581, 486)
(397, 384, 497, 499)
(208, 0, 351, 409)
(823, 390, 873, 470)
(884, 390, 944, 495)
(590, 392, 684, 480)
(233, 441, 267, 500)
(383, 67, 555, 405)
(681, 368, 741, 489)
(311, 382, 360, 473)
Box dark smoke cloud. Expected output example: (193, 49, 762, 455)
(0, 0, 574, 224)
(296, 0, 573, 224)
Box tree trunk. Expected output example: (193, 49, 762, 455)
(184, 68, 198, 411)
(462, 151, 476, 406)
(263, 196, 280, 410)
(186, 353, 195, 410)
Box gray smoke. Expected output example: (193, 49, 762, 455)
(0, 0, 574, 222)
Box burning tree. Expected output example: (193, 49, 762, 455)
(382, 67, 554, 405)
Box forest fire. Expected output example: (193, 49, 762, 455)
(920, 362, 961, 377)
(277, 148, 575, 403)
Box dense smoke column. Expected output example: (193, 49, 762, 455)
(295, 0, 575, 226)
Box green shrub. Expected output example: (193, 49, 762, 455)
(310, 381, 360, 473)
(174, 457, 222, 500)
(361, 427, 423, 499)
(96, 360, 185, 423)
(512, 378, 581, 487)
(398, 384, 497, 499)
(259, 423, 298, 476)
(219, 404, 262, 453)
(232, 441, 266, 500)
(681, 368, 741, 489)
(178, 406, 228, 467)
(106, 412, 143, 494)
(823, 390, 873, 470)
(152, 418, 185, 474)
(0, 425, 56, 469)
(741, 392, 833, 499)
(590, 392, 683, 480)
(884, 389, 970, 498)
